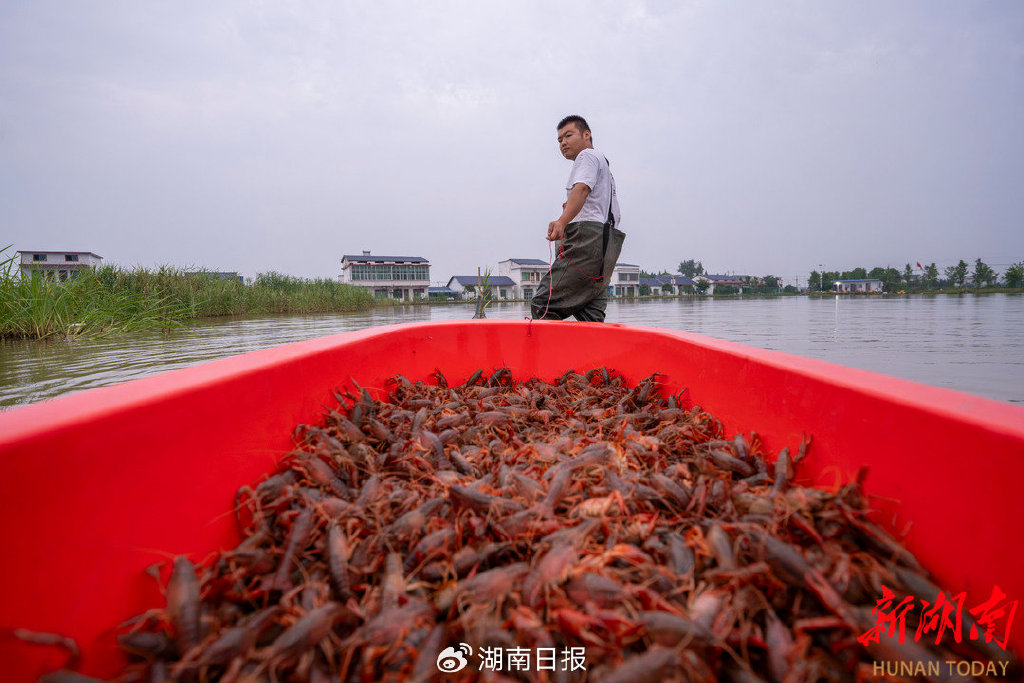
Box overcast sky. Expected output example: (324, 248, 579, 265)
(2, 1, 1022, 286)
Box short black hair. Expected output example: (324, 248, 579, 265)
(557, 115, 590, 135)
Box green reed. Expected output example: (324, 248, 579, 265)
(0, 249, 374, 339)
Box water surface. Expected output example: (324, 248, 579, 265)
(2, 294, 1021, 409)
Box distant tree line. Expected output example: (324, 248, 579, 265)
(808, 259, 1024, 293)
(646, 257, 1023, 297)
(641, 259, 798, 296)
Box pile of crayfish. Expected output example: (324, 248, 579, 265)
(112, 368, 1015, 682)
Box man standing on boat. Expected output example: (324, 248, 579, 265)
(531, 115, 625, 322)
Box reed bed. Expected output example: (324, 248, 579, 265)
(0, 251, 374, 340)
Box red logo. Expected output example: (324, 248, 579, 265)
(857, 585, 1018, 651)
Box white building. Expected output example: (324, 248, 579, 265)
(663, 275, 696, 295)
(428, 286, 458, 300)
(610, 263, 641, 297)
(340, 251, 430, 300)
(640, 275, 696, 296)
(18, 251, 103, 281)
(700, 274, 748, 294)
(833, 278, 883, 293)
(498, 258, 550, 300)
(446, 276, 516, 300)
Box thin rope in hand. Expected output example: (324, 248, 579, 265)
(558, 239, 603, 281)
(528, 235, 604, 335)
(527, 240, 556, 335)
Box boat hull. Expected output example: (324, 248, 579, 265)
(1, 320, 1022, 678)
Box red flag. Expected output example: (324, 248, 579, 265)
(916, 262, 922, 269)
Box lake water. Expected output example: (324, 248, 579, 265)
(1, 294, 1022, 409)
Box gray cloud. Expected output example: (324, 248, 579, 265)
(2, 1, 1022, 286)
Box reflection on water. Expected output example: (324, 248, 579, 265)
(2, 294, 1022, 408)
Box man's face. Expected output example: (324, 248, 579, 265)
(557, 123, 591, 160)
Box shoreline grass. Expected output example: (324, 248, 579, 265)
(807, 288, 1023, 297)
(1, 250, 375, 340)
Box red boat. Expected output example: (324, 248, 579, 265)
(1, 320, 1022, 679)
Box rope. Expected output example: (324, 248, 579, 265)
(526, 241, 556, 335)
(558, 239, 603, 281)
(527, 234, 605, 335)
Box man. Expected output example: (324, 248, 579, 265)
(531, 115, 625, 322)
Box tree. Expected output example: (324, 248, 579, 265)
(808, 270, 821, 292)
(972, 259, 996, 288)
(903, 264, 914, 288)
(882, 267, 902, 293)
(860, 266, 899, 292)
(761, 275, 781, 293)
(850, 267, 867, 280)
(694, 277, 711, 295)
(945, 260, 968, 289)
(1005, 261, 1024, 288)
(924, 263, 939, 290)
(678, 259, 705, 278)
(953, 260, 969, 288)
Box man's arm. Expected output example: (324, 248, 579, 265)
(548, 182, 590, 241)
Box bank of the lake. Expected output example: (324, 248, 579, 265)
(9, 248, 1022, 342)
(0, 260, 375, 340)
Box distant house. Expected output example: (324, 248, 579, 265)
(498, 258, 550, 300)
(17, 251, 103, 281)
(665, 275, 696, 295)
(641, 274, 696, 296)
(611, 263, 641, 297)
(704, 274, 748, 294)
(833, 278, 883, 293)
(340, 251, 430, 300)
(640, 277, 663, 295)
(428, 286, 458, 301)
(446, 275, 516, 300)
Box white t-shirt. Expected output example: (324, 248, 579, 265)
(565, 148, 621, 226)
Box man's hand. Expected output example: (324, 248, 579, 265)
(549, 182, 589, 241)
(547, 220, 566, 241)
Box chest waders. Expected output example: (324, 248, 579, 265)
(530, 156, 626, 323)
